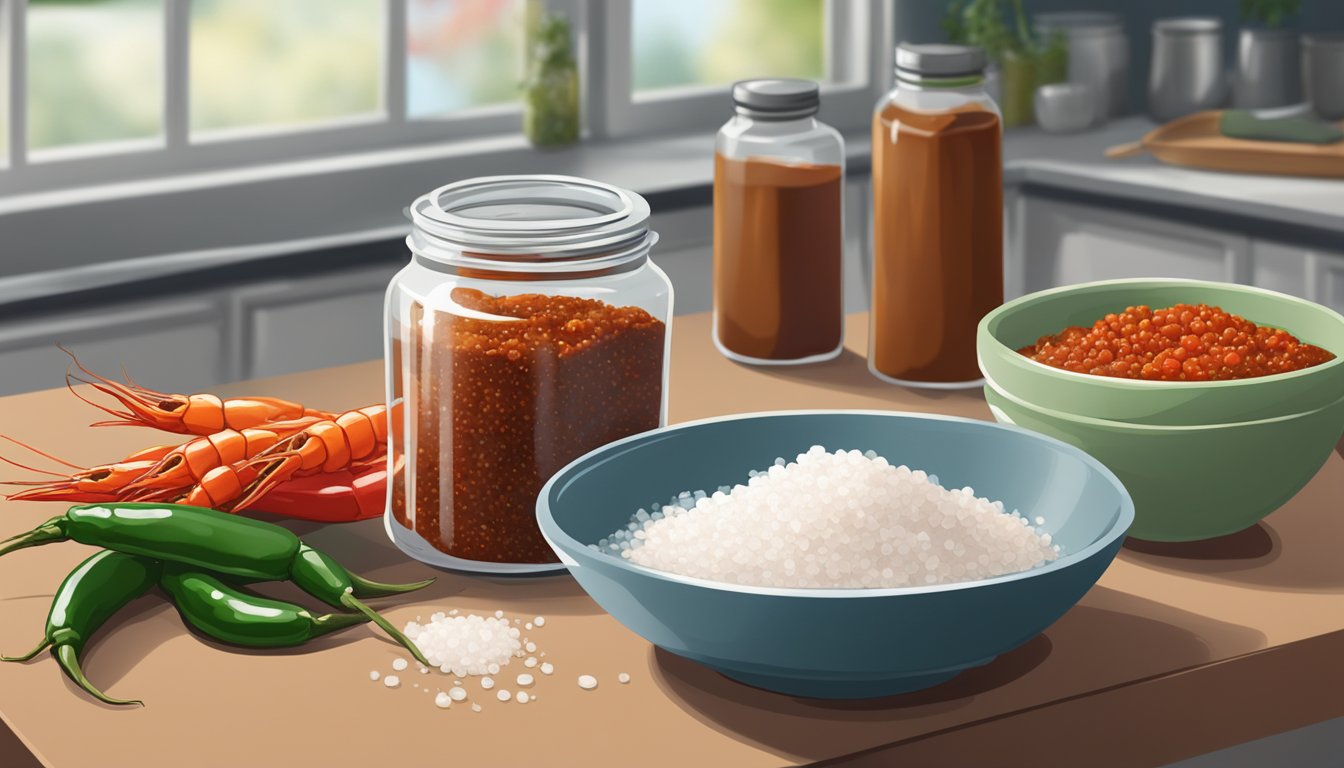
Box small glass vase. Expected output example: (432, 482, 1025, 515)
(523, 63, 579, 148)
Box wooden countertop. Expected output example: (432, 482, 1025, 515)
(2, 312, 1342, 768)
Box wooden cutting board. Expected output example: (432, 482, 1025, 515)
(1106, 110, 1344, 178)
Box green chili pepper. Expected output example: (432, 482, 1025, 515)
(159, 566, 369, 648)
(2, 550, 160, 706)
(1, 504, 433, 665)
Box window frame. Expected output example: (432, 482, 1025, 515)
(0, 0, 889, 198)
(3, 0, 532, 196)
(592, 0, 892, 138)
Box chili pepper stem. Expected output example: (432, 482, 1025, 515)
(311, 611, 373, 637)
(54, 644, 142, 707)
(338, 590, 428, 666)
(0, 522, 68, 558)
(346, 572, 435, 598)
(1, 638, 51, 662)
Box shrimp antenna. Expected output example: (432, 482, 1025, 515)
(0, 434, 82, 471)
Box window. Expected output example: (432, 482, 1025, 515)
(601, 0, 889, 137)
(407, 0, 526, 117)
(631, 0, 825, 95)
(0, 1, 889, 195)
(27, 0, 164, 158)
(189, 0, 384, 137)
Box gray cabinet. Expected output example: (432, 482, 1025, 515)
(231, 264, 401, 380)
(1012, 195, 1250, 297)
(0, 297, 228, 397)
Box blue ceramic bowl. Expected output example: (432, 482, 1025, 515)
(536, 410, 1134, 699)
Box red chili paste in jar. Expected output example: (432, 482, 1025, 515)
(391, 288, 665, 563)
(1018, 303, 1334, 381)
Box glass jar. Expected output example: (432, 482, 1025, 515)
(870, 43, 1003, 388)
(385, 175, 673, 574)
(713, 79, 845, 365)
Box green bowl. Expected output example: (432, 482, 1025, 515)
(978, 279, 1344, 426)
(984, 380, 1344, 541)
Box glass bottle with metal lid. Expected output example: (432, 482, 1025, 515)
(870, 43, 1002, 388)
(385, 175, 673, 574)
(713, 79, 845, 365)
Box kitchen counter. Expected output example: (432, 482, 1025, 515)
(1003, 117, 1344, 237)
(2, 312, 1343, 767)
(6, 115, 1343, 313)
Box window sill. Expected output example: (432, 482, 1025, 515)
(0, 128, 874, 308)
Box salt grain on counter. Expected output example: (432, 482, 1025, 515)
(384, 675, 400, 688)
(578, 675, 598, 690)
(369, 670, 381, 682)
(449, 686, 467, 701)
(497, 689, 512, 702)
(618, 673, 630, 684)
(524, 657, 538, 668)
(525, 623, 533, 630)
(534, 617, 546, 627)
(471, 703, 482, 712)
(392, 658, 408, 672)
(525, 642, 537, 653)
(516, 673, 534, 687)
(540, 662, 554, 675)
(435, 692, 452, 709)
(481, 676, 495, 690)
(517, 692, 530, 704)
(596, 446, 1058, 588)
(403, 612, 523, 675)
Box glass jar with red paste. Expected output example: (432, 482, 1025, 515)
(385, 176, 672, 573)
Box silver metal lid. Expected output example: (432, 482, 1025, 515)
(408, 175, 656, 272)
(895, 43, 987, 78)
(1034, 11, 1122, 37)
(1153, 17, 1222, 35)
(731, 79, 820, 120)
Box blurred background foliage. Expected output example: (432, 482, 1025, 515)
(632, 0, 824, 93)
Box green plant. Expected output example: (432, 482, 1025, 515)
(1240, 0, 1301, 28)
(944, 0, 1067, 127)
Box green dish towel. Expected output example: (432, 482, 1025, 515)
(1219, 110, 1344, 145)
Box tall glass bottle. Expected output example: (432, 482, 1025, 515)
(870, 44, 1003, 388)
(714, 79, 845, 365)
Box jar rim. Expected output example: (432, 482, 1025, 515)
(408, 175, 653, 267)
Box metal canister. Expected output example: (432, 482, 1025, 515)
(1034, 12, 1129, 125)
(1149, 17, 1227, 123)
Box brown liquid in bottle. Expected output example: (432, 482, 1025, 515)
(870, 102, 1003, 384)
(713, 154, 843, 362)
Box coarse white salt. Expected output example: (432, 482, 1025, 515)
(487, 663, 500, 675)
(578, 675, 598, 690)
(403, 612, 523, 676)
(449, 686, 467, 701)
(525, 623, 533, 630)
(534, 617, 546, 627)
(435, 692, 452, 709)
(481, 676, 495, 690)
(495, 610, 505, 619)
(618, 673, 630, 684)
(525, 642, 537, 653)
(516, 674, 534, 687)
(524, 657, 538, 668)
(497, 689, 512, 702)
(517, 692, 530, 704)
(369, 671, 380, 682)
(392, 658, 408, 672)
(420, 667, 429, 674)
(384, 676, 400, 688)
(471, 703, 482, 712)
(595, 446, 1059, 589)
(540, 662, 554, 675)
